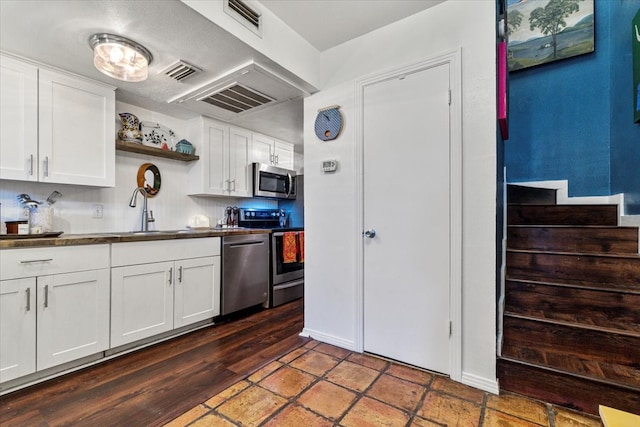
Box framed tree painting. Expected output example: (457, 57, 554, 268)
(507, 0, 595, 71)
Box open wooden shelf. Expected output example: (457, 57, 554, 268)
(115, 140, 199, 162)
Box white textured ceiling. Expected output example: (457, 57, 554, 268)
(259, 0, 445, 51)
(0, 0, 444, 149)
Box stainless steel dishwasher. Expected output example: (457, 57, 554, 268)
(221, 234, 269, 315)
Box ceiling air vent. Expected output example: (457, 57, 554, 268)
(161, 60, 201, 81)
(224, 0, 262, 37)
(201, 84, 274, 113)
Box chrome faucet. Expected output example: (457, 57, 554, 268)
(129, 187, 155, 231)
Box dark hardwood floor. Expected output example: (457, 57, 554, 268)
(0, 298, 306, 427)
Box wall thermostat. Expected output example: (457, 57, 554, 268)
(322, 160, 338, 173)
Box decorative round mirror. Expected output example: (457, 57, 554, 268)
(137, 163, 161, 197)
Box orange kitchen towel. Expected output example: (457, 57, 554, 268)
(283, 232, 298, 263)
(297, 231, 304, 263)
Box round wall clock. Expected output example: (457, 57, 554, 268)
(315, 105, 343, 141)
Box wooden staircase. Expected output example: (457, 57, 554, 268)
(498, 186, 640, 415)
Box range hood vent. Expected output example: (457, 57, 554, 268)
(162, 60, 201, 81)
(225, 0, 262, 36)
(169, 61, 309, 118)
(201, 84, 274, 113)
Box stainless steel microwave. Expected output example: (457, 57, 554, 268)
(253, 163, 296, 199)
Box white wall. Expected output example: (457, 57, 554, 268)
(0, 101, 276, 234)
(303, 1, 498, 391)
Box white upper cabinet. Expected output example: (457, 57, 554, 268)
(187, 117, 252, 197)
(0, 55, 38, 181)
(228, 126, 252, 197)
(0, 54, 116, 187)
(251, 133, 294, 170)
(273, 140, 294, 170)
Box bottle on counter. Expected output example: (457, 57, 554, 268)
(226, 206, 232, 227)
(232, 207, 239, 227)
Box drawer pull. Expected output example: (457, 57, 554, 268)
(20, 258, 53, 264)
(178, 266, 183, 283)
(44, 285, 49, 308)
(26, 287, 31, 311)
(168, 267, 173, 285)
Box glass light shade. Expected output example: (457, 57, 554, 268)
(89, 34, 152, 82)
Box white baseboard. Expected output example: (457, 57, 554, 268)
(461, 371, 499, 394)
(300, 328, 357, 351)
(620, 215, 640, 226)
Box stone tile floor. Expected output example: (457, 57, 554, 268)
(164, 340, 603, 427)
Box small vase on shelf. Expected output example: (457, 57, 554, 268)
(118, 113, 143, 143)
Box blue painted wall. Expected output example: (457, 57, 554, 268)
(610, 2, 640, 214)
(506, 1, 640, 214)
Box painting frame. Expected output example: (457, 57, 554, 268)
(507, 0, 595, 72)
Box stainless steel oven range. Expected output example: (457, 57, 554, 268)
(238, 208, 304, 307)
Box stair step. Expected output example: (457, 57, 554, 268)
(497, 357, 640, 416)
(502, 315, 640, 388)
(508, 204, 619, 226)
(505, 280, 640, 333)
(507, 226, 639, 254)
(507, 185, 557, 205)
(506, 250, 640, 292)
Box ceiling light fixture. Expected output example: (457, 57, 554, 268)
(89, 33, 153, 82)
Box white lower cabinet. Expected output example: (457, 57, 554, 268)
(36, 269, 110, 370)
(0, 278, 36, 383)
(0, 245, 110, 383)
(110, 238, 221, 348)
(174, 256, 220, 328)
(111, 261, 175, 347)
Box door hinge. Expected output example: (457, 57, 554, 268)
(448, 89, 452, 105)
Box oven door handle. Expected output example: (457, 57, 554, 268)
(273, 279, 304, 290)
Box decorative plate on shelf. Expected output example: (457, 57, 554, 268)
(140, 121, 176, 149)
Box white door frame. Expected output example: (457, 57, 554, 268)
(353, 49, 463, 382)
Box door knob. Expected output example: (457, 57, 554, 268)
(363, 229, 376, 238)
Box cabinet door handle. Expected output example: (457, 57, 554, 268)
(20, 258, 53, 264)
(178, 266, 183, 283)
(44, 285, 49, 308)
(29, 154, 34, 176)
(43, 156, 49, 177)
(231, 179, 236, 192)
(270, 153, 274, 164)
(275, 154, 279, 164)
(26, 287, 31, 311)
(168, 267, 173, 285)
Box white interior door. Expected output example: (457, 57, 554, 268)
(363, 63, 451, 374)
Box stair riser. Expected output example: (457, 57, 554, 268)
(502, 317, 640, 369)
(507, 227, 639, 254)
(507, 185, 557, 205)
(497, 359, 640, 415)
(506, 251, 640, 291)
(507, 205, 618, 226)
(505, 281, 640, 333)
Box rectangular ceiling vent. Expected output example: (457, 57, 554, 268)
(201, 84, 274, 114)
(224, 0, 262, 37)
(161, 60, 201, 81)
